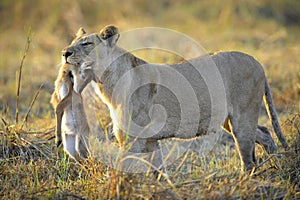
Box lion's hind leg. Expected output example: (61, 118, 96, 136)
(256, 125, 278, 154)
(222, 119, 278, 154)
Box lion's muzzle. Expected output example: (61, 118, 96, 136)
(62, 47, 74, 63)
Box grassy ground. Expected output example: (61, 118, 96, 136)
(1, 0, 300, 199)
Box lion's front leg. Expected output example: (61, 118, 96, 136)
(234, 133, 256, 171)
(228, 114, 257, 171)
(114, 130, 126, 149)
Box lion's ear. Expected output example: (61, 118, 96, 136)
(99, 25, 119, 47)
(76, 27, 86, 37)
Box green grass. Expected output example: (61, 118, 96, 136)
(1, 0, 300, 199)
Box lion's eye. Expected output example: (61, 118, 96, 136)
(82, 42, 94, 46)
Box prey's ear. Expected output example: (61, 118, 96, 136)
(81, 61, 94, 70)
(81, 61, 99, 82)
(99, 25, 119, 47)
(76, 27, 86, 37)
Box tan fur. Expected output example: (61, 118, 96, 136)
(50, 62, 94, 160)
(50, 64, 74, 146)
(221, 124, 277, 154)
(61, 26, 288, 170)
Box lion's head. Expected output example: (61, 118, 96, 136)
(62, 25, 119, 65)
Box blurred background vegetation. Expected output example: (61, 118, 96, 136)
(0, 0, 299, 125)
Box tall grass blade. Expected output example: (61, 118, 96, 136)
(15, 31, 31, 125)
(20, 84, 43, 130)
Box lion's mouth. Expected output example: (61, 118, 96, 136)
(63, 59, 82, 67)
(63, 57, 73, 65)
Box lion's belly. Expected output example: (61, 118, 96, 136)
(153, 77, 212, 139)
(127, 63, 213, 140)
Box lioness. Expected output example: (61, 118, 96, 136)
(51, 62, 95, 160)
(61, 26, 288, 171)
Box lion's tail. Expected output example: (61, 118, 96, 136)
(263, 79, 289, 150)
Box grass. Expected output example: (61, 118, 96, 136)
(1, 0, 300, 199)
(1, 125, 299, 199)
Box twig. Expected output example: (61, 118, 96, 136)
(27, 186, 60, 197)
(15, 32, 31, 125)
(20, 127, 55, 135)
(1, 118, 9, 132)
(172, 150, 190, 178)
(275, 149, 299, 154)
(173, 170, 218, 188)
(61, 191, 86, 199)
(20, 84, 43, 130)
(47, 136, 55, 141)
(251, 154, 283, 176)
(20, 137, 50, 158)
(119, 155, 178, 191)
(1, 117, 8, 127)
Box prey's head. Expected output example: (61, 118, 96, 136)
(59, 61, 95, 95)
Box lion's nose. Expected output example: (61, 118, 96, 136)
(62, 47, 74, 61)
(62, 50, 73, 59)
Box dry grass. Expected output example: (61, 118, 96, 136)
(1, 0, 300, 199)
